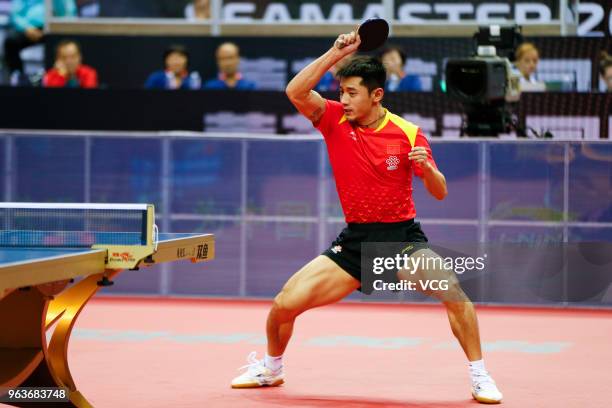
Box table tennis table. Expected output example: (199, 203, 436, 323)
(0, 203, 214, 407)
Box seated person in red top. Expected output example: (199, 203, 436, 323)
(43, 40, 98, 88)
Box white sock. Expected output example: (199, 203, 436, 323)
(469, 359, 486, 376)
(264, 353, 283, 371)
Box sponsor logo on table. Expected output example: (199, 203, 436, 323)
(176, 244, 209, 260)
(110, 252, 136, 263)
(197, 244, 208, 260)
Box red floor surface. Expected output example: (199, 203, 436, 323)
(10, 298, 612, 408)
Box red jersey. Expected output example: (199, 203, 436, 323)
(43, 65, 98, 89)
(315, 99, 437, 224)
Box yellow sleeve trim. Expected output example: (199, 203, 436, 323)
(388, 113, 419, 147)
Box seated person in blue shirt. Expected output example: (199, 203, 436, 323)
(315, 71, 338, 92)
(379, 45, 422, 92)
(315, 54, 352, 92)
(203, 42, 256, 90)
(145, 45, 201, 90)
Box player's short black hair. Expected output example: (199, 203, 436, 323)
(335, 56, 386, 93)
(379, 45, 407, 66)
(164, 45, 190, 66)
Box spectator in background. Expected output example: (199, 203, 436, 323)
(185, 0, 209, 20)
(145, 45, 201, 90)
(203, 42, 256, 90)
(43, 39, 98, 88)
(514, 42, 545, 92)
(4, 0, 76, 84)
(76, 0, 101, 18)
(599, 51, 612, 92)
(378, 45, 421, 92)
(315, 54, 352, 92)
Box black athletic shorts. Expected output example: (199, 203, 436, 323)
(322, 219, 429, 293)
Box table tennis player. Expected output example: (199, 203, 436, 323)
(230, 24, 503, 405)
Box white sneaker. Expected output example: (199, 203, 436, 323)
(231, 351, 284, 389)
(471, 369, 503, 404)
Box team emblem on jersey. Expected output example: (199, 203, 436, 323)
(349, 131, 357, 141)
(386, 155, 400, 170)
(331, 245, 342, 254)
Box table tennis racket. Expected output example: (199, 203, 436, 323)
(357, 18, 389, 52)
(336, 18, 389, 53)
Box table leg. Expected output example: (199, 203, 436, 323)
(0, 270, 122, 408)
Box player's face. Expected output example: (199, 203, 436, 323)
(339, 76, 382, 122)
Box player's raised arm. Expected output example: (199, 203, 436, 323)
(285, 30, 361, 124)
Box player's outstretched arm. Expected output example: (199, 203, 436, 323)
(286, 30, 361, 124)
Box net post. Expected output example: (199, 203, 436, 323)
(145, 205, 155, 246)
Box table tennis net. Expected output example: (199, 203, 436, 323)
(0, 206, 149, 248)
